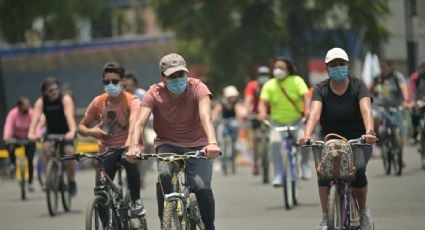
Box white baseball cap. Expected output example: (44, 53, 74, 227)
(325, 47, 349, 64)
(223, 85, 239, 98)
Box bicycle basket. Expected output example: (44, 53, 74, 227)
(316, 133, 356, 180)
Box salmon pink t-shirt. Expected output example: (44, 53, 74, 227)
(84, 92, 140, 150)
(3, 107, 34, 140)
(142, 78, 212, 148)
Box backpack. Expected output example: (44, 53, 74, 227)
(317, 133, 356, 180)
(94, 92, 135, 116)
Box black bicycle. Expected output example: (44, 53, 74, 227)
(62, 146, 147, 230)
(136, 151, 205, 230)
(43, 134, 72, 216)
(375, 106, 403, 175)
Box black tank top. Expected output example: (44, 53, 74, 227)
(43, 94, 69, 134)
(221, 101, 237, 119)
(415, 72, 425, 100)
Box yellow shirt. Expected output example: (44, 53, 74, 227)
(260, 75, 308, 124)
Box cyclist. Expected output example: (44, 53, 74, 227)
(124, 72, 147, 99)
(408, 61, 425, 144)
(3, 97, 36, 191)
(123, 72, 152, 189)
(212, 85, 244, 171)
(243, 65, 271, 175)
(27, 77, 78, 195)
(369, 59, 409, 165)
(298, 47, 377, 230)
(78, 62, 144, 216)
(257, 57, 311, 186)
(126, 53, 221, 230)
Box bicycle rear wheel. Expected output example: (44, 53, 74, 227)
(381, 143, 391, 175)
(46, 160, 60, 216)
(327, 184, 342, 230)
(162, 200, 182, 230)
(221, 135, 232, 176)
(61, 165, 72, 212)
(260, 137, 269, 184)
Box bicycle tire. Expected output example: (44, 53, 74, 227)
(221, 136, 232, 176)
(260, 137, 269, 184)
(19, 160, 26, 200)
(394, 150, 402, 176)
(86, 195, 108, 230)
(327, 184, 342, 230)
(421, 129, 425, 169)
(283, 156, 294, 210)
(162, 200, 181, 230)
(381, 143, 391, 175)
(188, 194, 205, 230)
(61, 166, 72, 212)
(46, 160, 60, 216)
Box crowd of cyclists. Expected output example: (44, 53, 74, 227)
(2, 48, 425, 230)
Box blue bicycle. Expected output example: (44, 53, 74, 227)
(263, 120, 299, 210)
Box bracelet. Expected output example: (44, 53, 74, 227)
(366, 130, 376, 136)
(208, 142, 218, 145)
(129, 144, 143, 148)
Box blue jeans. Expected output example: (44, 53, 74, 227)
(156, 144, 215, 230)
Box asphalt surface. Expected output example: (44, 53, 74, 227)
(0, 145, 424, 229)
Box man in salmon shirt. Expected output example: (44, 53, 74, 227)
(126, 53, 221, 230)
(3, 97, 36, 191)
(78, 61, 145, 217)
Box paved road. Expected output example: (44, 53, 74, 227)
(1, 145, 424, 229)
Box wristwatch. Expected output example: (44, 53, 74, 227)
(366, 130, 376, 136)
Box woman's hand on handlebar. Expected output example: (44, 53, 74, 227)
(362, 133, 378, 144)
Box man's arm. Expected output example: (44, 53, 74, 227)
(257, 99, 269, 120)
(28, 98, 43, 141)
(62, 95, 77, 139)
(199, 95, 221, 159)
(3, 110, 14, 141)
(129, 106, 151, 146)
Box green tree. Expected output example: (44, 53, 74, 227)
(152, 0, 390, 90)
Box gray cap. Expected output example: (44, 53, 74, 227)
(159, 53, 189, 76)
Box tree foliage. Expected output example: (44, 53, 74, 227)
(152, 0, 390, 90)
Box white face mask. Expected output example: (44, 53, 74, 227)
(273, 68, 287, 80)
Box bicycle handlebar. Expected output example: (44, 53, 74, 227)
(60, 146, 127, 162)
(5, 138, 30, 145)
(134, 151, 207, 161)
(302, 137, 369, 148)
(262, 119, 297, 132)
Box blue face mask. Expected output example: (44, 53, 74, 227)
(104, 83, 122, 97)
(328, 66, 348, 81)
(166, 74, 188, 95)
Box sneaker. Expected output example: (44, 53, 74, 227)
(28, 183, 35, 192)
(130, 199, 146, 217)
(360, 208, 374, 230)
(316, 214, 327, 230)
(272, 176, 283, 187)
(68, 180, 77, 197)
(301, 162, 312, 180)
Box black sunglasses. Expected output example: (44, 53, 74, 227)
(102, 79, 120, 85)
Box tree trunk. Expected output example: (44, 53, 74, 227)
(288, 1, 310, 86)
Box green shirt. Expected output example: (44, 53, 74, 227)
(260, 75, 308, 124)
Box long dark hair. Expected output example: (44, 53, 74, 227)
(41, 77, 59, 94)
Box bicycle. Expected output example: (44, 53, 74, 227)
(5, 138, 31, 200)
(216, 118, 239, 175)
(263, 120, 299, 210)
(43, 134, 72, 216)
(414, 98, 425, 169)
(61, 146, 148, 230)
(303, 137, 371, 230)
(257, 120, 270, 184)
(374, 105, 403, 175)
(135, 151, 205, 230)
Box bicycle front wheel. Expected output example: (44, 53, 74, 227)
(46, 160, 60, 216)
(61, 165, 72, 212)
(188, 194, 205, 230)
(86, 195, 119, 230)
(18, 160, 26, 200)
(327, 184, 342, 230)
(421, 129, 425, 169)
(283, 154, 296, 210)
(162, 200, 182, 230)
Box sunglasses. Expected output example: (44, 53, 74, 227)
(47, 87, 59, 93)
(102, 79, 120, 85)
